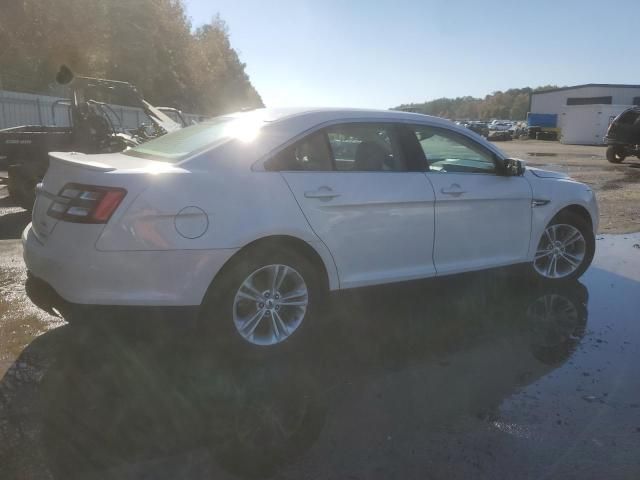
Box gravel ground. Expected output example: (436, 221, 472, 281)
(494, 140, 640, 233)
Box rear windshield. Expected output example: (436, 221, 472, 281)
(124, 115, 262, 162)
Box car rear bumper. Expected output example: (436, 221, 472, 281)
(22, 223, 237, 306)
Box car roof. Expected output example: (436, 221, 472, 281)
(233, 107, 453, 127)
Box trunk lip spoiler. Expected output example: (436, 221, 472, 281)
(49, 151, 116, 172)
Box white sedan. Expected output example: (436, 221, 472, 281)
(23, 108, 598, 348)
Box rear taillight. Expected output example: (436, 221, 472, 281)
(47, 183, 127, 223)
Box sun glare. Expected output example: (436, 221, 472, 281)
(224, 116, 263, 143)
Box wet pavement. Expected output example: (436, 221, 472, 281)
(1, 226, 640, 478)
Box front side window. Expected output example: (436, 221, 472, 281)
(412, 126, 496, 174)
(326, 123, 407, 172)
(265, 131, 333, 171)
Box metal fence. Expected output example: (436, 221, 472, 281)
(0, 89, 204, 130)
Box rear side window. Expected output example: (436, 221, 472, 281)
(326, 123, 407, 172)
(265, 131, 333, 171)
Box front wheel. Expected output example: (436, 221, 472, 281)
(606, 145, 626, 164)
(200, 247, 323, 352)
(531, 212, 595, 282)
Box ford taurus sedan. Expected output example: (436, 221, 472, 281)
(22, 108, 598, 348)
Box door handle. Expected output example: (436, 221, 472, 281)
(440, 184, 466, 196)
(304, 186, 341, 199)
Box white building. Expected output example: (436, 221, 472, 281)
(530, 84, 640, 145)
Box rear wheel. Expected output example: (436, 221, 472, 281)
(7, 165, 36, 210)
(531, 212, 594, 282)
(606, 145, 626, 164)
(200, 246, 323, 352)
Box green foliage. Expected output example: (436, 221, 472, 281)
(0, 0, 263, 115)
(394, 86, 561, 120)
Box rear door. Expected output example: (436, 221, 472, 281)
(404, 124, 532, 274)
(273, 122, 436, 289)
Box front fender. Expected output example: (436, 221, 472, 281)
(526, 174, 598, 260)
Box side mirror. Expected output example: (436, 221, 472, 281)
(502, 158, 525, 176)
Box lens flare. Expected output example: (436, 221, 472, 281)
(224, 116, 263, 143)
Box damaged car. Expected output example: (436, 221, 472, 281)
(22, 108, 599, 350)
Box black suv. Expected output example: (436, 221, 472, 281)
(605, 106, 640, 163)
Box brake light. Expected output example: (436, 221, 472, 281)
(47, 183, 127, 223)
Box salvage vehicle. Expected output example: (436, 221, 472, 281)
(22, 108, 598, 349)
(465, 121, 489, 137)
(604, 106, 640, 163)
(0, 66, 181, 208)
(157, 107, 189, 127)
(487, 129, 512, 141)
(488, 120, 513, 131)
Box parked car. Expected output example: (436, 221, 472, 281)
(465, 121, 489, 137)
(604, 106, 640, 163)
(22, 108, 598, 349)
(487, 130, 512, 141)
(488, 120, 513, 131)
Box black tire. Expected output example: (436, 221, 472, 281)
(606, 145, 626, 164)
(530, 211, 595, 283)
(7, 165, 36, 210)
(199, 245, 324, 354)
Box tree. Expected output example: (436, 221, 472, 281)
(0, 0, 263, 115)
(394, 86, 560, 120)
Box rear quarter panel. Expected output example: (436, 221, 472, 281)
(96, 166, 321, 252)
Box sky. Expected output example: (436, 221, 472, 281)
(185, 0, 640, 109)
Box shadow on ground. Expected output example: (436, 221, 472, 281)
(0, 271, 595, 480)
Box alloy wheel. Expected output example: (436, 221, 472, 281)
(534, 224, 586, 279)
(233, 264, 309, 346)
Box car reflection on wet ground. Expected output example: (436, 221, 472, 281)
(0, 234, 639, 480)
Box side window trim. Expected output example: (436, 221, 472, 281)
(321, 129, 338, 171)
(257, 118, 501, 172)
